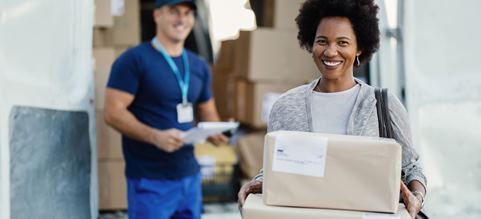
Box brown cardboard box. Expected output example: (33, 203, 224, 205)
(93, 30, 136, 50)
(212, 40, 241, 119)
(98, 159, 127, 210)
(96, 109, 122, 159)
(237, 132, 266, 179)
(263, 131, 402, 213)
(93, 48, 116, 109)
(263, 0, 304, 29)
(93, 28, 107, 47)
(212, 71, 238, 120)
(234, 28, 319, 82)
(104, 0, 141, 46)
(213, 40, 238, 73)
(95, 0, 113, 27)
(236, 80, 303, 128)
(243, 194, 411, 219)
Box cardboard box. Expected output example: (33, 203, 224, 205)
(235, 28, 319, 82)
(236, 80, 303, 128)
(237, 132, 266, 179)
(263, 131, 402, 213)
(213, 40, 238, 73)
(243, 194, 411, 219)
(104, 0, 141, 46)
(93, 28, 107, 47)
(94, 0, 113, 27)
(93, 48, 116, 109)
(96, 109, 123, 159)
(212, 71, 238, 120)
(213, 75, 304, 126)
(212, 40, 241, 119)
(98, 159, 127, 210)
(263, 0, 304, 29)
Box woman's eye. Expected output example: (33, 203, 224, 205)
(339, 41, 349, 46)
(317, 40, 327, 45)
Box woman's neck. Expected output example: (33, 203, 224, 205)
(316, 78, 357, 93)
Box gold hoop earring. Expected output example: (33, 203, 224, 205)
(356, 55, 360, 66)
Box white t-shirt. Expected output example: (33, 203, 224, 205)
(311, 84, 360, 134)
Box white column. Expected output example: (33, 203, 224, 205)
(404, 0, 481, 218)
(0, 0, 96, 218)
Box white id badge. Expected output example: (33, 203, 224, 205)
(177, 103, 194, 123)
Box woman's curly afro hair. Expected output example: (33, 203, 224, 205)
(296, 0, 380, 64)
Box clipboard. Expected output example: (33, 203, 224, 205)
(182, 122, 239, 144)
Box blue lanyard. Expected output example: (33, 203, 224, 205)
(151, 37, 190, 104)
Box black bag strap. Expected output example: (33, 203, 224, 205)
(375, 88, 429, 219)
(375, 88, 404, 178)
(375, 88, 394, 138)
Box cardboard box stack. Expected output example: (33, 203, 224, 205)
(212, 0, 319, 192)
(237, 132, 266, 180)
(242, 131, 410, 218)
(262, 0, 303, 29)
(212, 39, 238, 120)
(94, 0, 141, 210)
(93, 0, 141, 48)
(213, 0, 318, 129)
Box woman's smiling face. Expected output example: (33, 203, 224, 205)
(312, 16, 361, 82)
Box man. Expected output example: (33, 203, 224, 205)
(104, 0, 227, 218)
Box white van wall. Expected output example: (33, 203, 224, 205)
(0, 0, 97, 218)
(404, 0, 481, 218)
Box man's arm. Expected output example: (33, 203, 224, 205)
(104, 88, 184, 153)
(196, 98, 221, 121)
(196, 98, 229, 145)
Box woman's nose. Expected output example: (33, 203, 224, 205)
(323, 44, 338, 57)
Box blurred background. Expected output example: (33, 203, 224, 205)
(0, 0, 480, 218)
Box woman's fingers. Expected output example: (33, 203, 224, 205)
(400, 181, 418, 219)
(400, 181, 410, 202)
(238, 180, 263, 208)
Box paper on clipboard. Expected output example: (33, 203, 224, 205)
(182, 122, 239, 144)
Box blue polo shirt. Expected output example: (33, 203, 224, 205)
(107, 42, 212, 179)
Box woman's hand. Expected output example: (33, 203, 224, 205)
(238, 180, 263, 210)
(400, 181, 422, 219)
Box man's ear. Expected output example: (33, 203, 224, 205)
(153, 9, 161, 23)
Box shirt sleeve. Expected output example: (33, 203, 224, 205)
(107, 49, 141, 95)
(389, 92, 427, 189)
(196, 60, 213, 103)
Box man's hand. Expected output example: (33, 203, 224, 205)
(238, 180, 263, 210)
(150, 128, 185, 153)
(207, 133, 229, 146)
(401, 180, 422, 219)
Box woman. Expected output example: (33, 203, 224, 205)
(237, 0, 427, 218)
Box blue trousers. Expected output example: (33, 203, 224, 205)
(127, 173, 202, 219)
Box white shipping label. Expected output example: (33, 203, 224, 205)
(272, 134, 328, 177)
(111, 0, 125, 16)
(363, 213, 401, 219)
